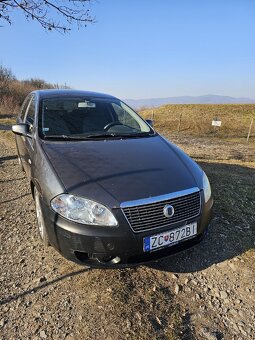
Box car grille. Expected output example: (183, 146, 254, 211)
(122, 190, 201, 233)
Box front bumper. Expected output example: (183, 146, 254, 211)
(40, 196, 213, 268)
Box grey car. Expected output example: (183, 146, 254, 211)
(12, 89, 213, 267)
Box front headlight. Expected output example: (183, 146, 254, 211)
(203, 172, 211, 203)
(51, 194, 118, 226)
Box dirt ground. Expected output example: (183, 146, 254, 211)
(0, 131, 254, 340)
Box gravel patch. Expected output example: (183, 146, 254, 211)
(0, 134, 254, 339)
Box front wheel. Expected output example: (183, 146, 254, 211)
(34, 187, 50, 246)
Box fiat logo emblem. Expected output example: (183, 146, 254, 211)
(163, 204, 175, 218)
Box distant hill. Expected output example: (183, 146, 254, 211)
(125, 95, 255, 109)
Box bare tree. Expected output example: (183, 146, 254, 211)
(0, 65, 16, 83)
(0, 65, 16, 95)
(0, 0, 94, 32)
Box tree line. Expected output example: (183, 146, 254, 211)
(0, 65, 68, 114)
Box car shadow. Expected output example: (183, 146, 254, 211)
(0, 114, 15, 119)
(0, 192, 30, 204)
(148, 161, 255, 273)
(0, 124, 12, 131)
(0, 268, 90, 306)
(0, 177, 25, 183)
(0, 155, 17, 165)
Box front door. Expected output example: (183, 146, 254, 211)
(16, 95, 36, 177)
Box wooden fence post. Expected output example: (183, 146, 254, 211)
(178, 113, 182, 134)
(151, 110, 154, 120)
(247, 117, 254, 142)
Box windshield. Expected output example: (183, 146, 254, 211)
(39, 97, 154, 139)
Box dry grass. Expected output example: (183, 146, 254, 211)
(140, 104, 255, 142)
(0, 81, 37, 115)
(0, 64, 67, 115)
(0, 131, 15, 146)
(0, 117, 16, 125)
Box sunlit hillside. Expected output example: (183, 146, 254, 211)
(140, 104, 255, 141)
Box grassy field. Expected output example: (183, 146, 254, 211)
(140, 104, 255, 142)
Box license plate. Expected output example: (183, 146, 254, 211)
(143, 222, 197, 252)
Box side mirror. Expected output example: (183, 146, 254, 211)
(146, 119, 154, 127)
(12, 123, 31, 137)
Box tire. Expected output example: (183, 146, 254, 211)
(34, 187, 50, 246)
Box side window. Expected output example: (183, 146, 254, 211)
(24, 96, 36, 126)
(20, 95, 31, 121)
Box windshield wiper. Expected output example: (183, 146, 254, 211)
(84, 133, 121, 139)
(43, 135, 89, 140)
(116, 132, 156, 138)
(84, 132, 155, 139)
(43, 132, 156, 140)
(43, 133, 121, 140)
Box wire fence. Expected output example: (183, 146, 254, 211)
(140, 105, 255, 141)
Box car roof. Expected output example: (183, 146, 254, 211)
(33, 89, 117, 100)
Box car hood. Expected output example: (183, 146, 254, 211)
(41, 135, 202, 208)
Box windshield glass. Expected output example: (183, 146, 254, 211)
(39, 97, 154, 139)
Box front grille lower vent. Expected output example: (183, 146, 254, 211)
(122, 190, 201, 233)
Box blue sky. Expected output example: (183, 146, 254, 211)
(0, 0, 255, 99)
